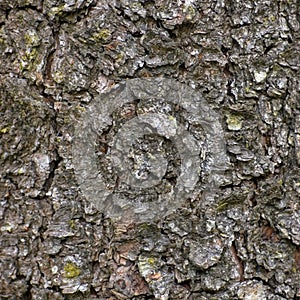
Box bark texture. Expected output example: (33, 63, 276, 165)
(0, 0, 300, 299)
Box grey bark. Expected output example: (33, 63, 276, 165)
(0, 0, 300, 299)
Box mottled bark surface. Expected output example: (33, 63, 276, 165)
(0, 1, 300, 299)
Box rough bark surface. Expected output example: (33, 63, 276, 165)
(0, 1, 300, 299)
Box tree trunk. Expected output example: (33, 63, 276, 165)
(1, 1, 299, 299)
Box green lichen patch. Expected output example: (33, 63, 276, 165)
(183, 5, 196, 21)
(24, 31, 40, 47)
(90, 29, 111, 43)
(69, 219, 75, 229)
(226, 114, 243, 131)
(53, 71, 64, 84)
(63, 262, 81, 278)
(0, 126, 10, 134)
(0, 27, 7, 45)
(147, 257, 156, 265)
(216, 196, 244, 212)
(48, 5, 66, 18)
(20, 48, 38, 71)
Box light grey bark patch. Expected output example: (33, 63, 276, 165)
(72, 78, 229, 222)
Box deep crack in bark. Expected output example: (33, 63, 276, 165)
(230, 241, 244, 282)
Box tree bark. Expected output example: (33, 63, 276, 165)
(0, 0, 299, 299)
